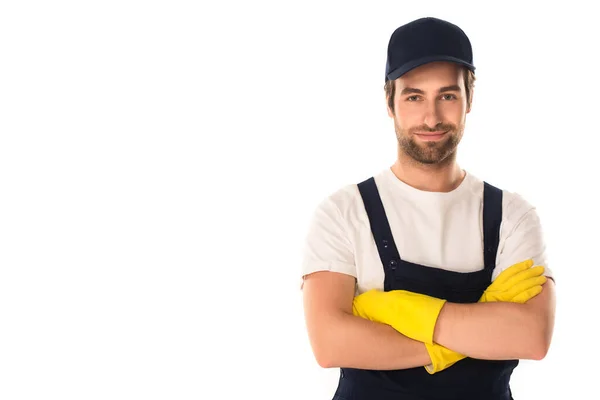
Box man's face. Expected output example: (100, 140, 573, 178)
(387, 62, 471, 165)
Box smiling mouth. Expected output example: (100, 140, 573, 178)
(414, 130, 447, 135)
(414, 130, 448, 140)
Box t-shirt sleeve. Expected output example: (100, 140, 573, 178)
(493, 197, 554, 282)
(300, 196, 357, 289)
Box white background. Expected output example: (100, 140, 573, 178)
(0, 1, 597, 399)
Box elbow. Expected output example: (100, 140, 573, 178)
(523, 297, 555, 361)
(526, 277, 556, 361)
(308, 330, 341, 369)
(526, 327, 553, 361)
(315, 353, 335, 369)
(313, 343, 339, 369)
(529, 343, 549, 361)
(306, 312, 350, 369)
(529, 335, 551, 360)
(310, 339, 330, 368)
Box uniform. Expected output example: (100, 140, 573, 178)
(301, 168, 552, 399)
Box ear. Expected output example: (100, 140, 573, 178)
(386, 99, 394, 118)
(466, 89, 473, 114)
(386, 92, 395, 118)
(385, 79, 396, 118)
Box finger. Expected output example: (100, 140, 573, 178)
(505, 266, 545, 286)
(511, 285, 543, 303)
(493, 259, 534, 286)
(506, 276, 547, 297)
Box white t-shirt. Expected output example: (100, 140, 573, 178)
(301, 167, 552, 295)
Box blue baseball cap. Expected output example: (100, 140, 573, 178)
(385, 17, 475, 82)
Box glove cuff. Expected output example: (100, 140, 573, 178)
(424, 342, 466, 375)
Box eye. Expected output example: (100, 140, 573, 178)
(441, 94, 457, 100)
(406, 95, 421, 102)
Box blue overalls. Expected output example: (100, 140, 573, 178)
(332, 176, 518, 400)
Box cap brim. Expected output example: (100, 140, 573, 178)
(386, 55, 475, 81)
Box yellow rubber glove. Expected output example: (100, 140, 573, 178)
(479, 259, 547, 303)
(424, 259, 546, 374)
(352, 289, 446, 344)
(424, 342, 466, 374)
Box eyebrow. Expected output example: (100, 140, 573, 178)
(400, 85, 462, 96)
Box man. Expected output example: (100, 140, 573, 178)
(300, 17, 555, 400)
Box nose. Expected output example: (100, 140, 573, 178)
(423, 100, 442, 130)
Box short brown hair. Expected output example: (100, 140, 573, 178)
(385, 66, 476, 114)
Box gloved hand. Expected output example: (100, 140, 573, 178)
(479, 259, 546, 303)
(424, 259, 546, 374)
(352, 289, 446, 344)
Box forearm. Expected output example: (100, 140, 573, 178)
(433, 301, 545, 360)
(312, 311, 431, 370)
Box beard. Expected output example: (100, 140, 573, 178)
(394, 121, 464, 165)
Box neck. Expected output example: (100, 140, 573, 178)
(390, 152, 465, 193)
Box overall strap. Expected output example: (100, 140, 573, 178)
(357, 177, 401, 291)
(483, 181, 503, 273)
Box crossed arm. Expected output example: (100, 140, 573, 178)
(302, 270, 431, 370)
(434, 277, 555, 360)
(302, 271, 555, 370)
(302, 193, 555, 370)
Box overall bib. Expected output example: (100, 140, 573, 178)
(332, 177, 517, 400)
